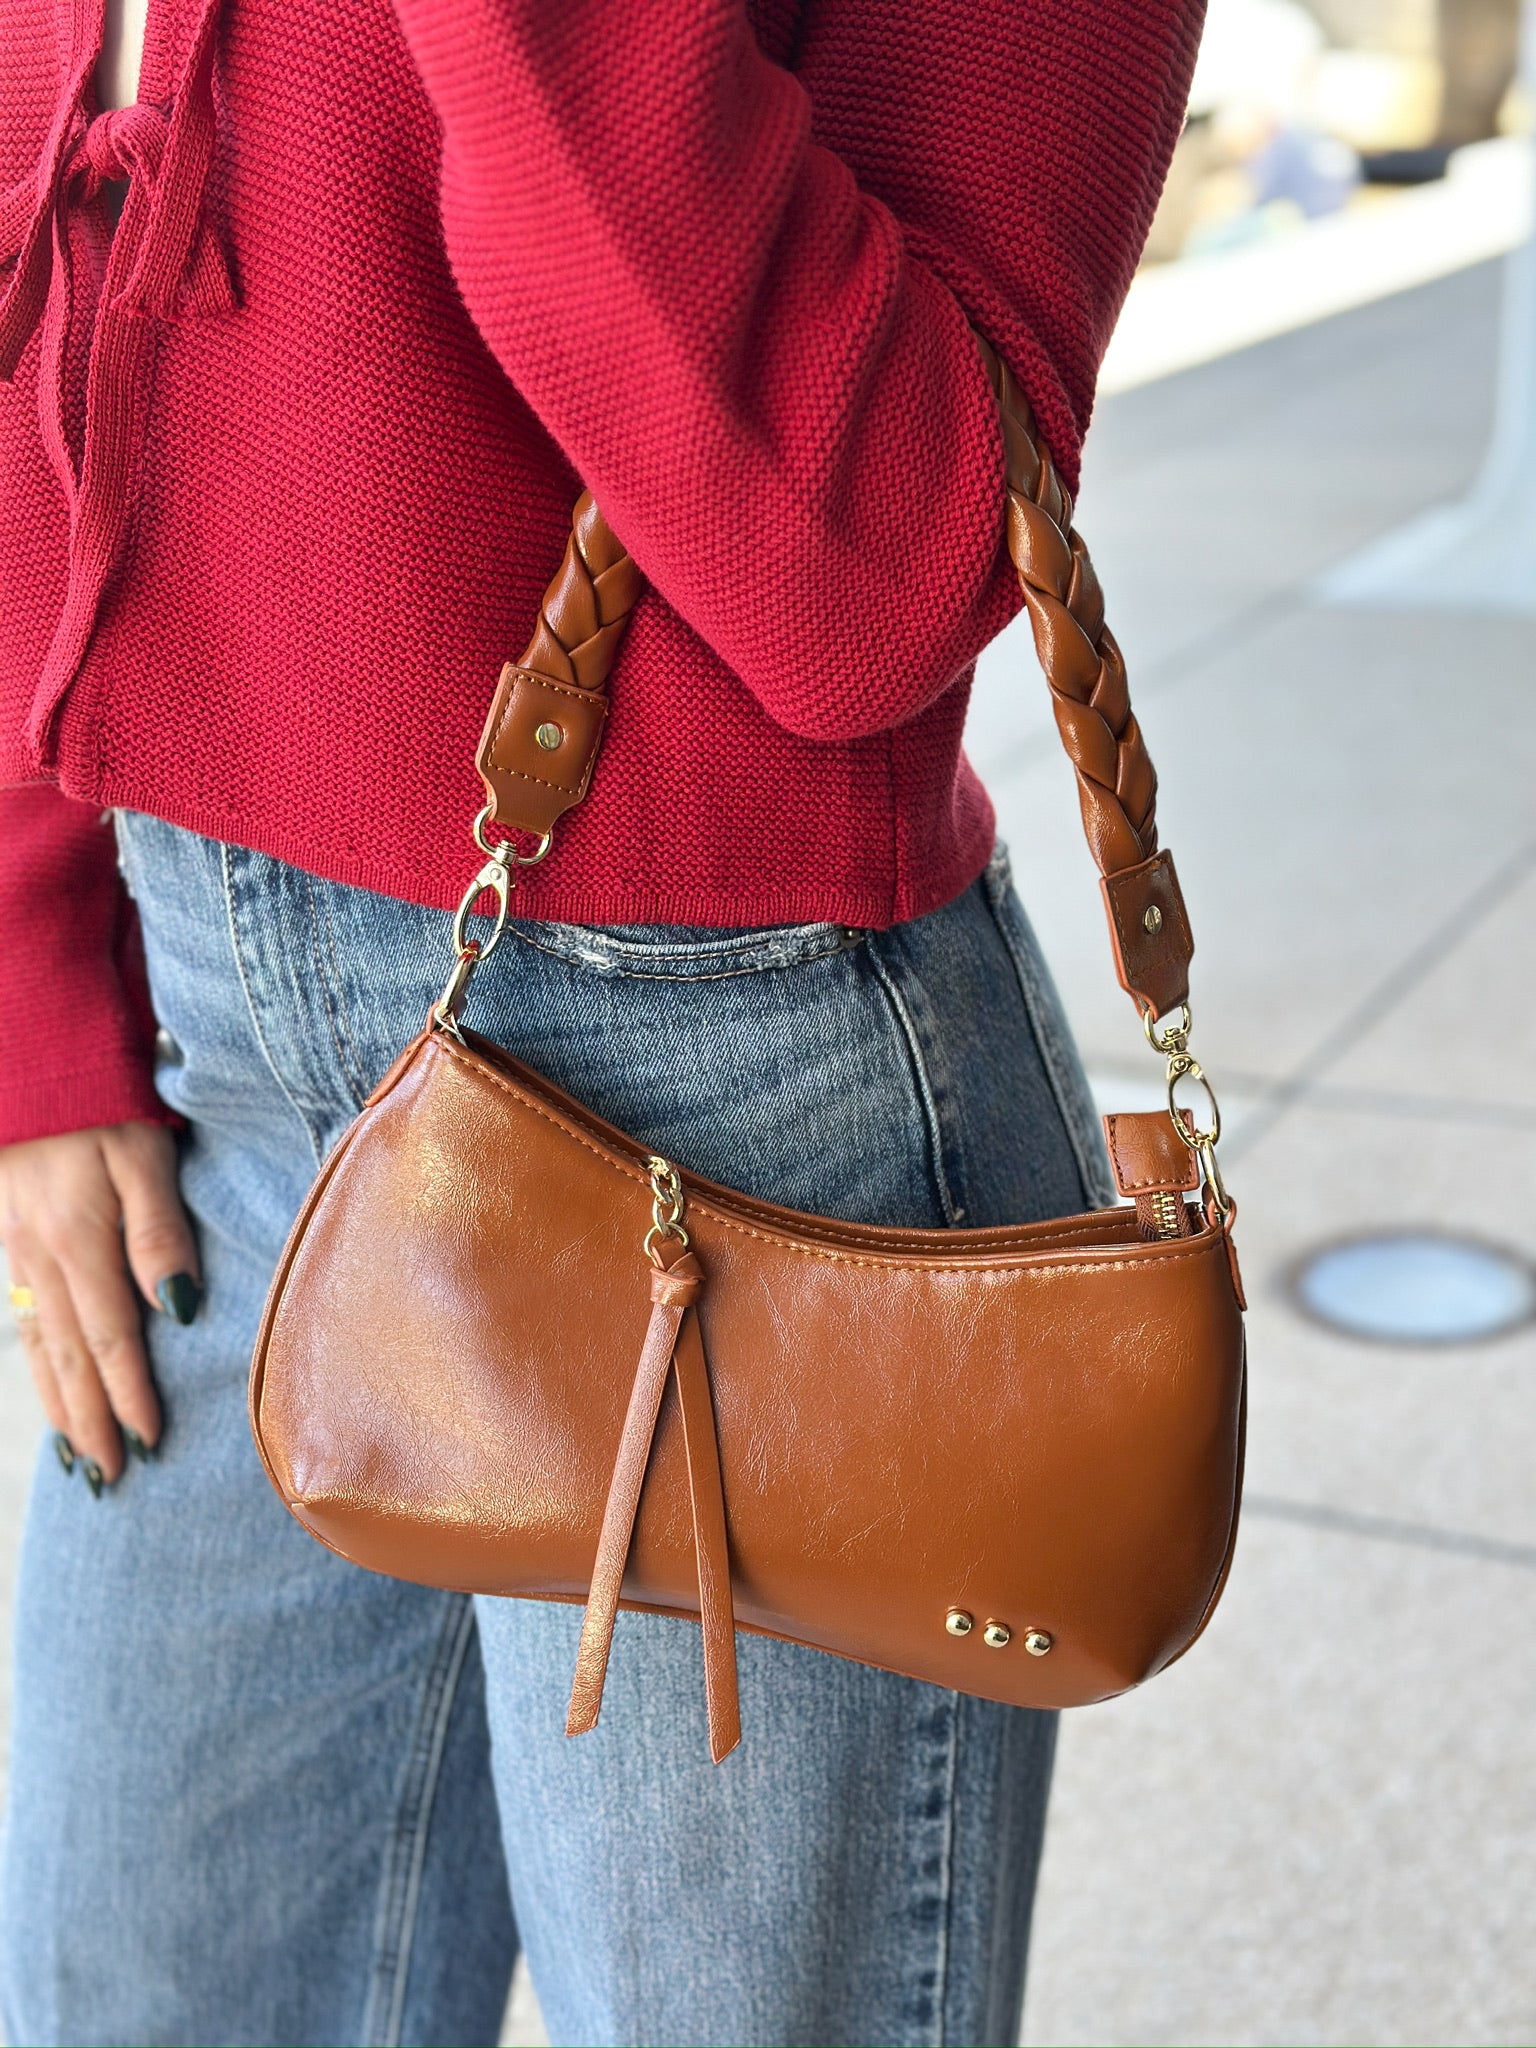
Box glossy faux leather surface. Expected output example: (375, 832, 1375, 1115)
(256, 350, 1242, 1734)
(1104, 1108, 1201, 1197)
(252, 1023, 1247, 1714)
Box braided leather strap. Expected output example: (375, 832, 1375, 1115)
(476, 490, 643, 836)
(975, 337, 1155, 876)
(516, 490, 642, 688)
(476, 350, 1192, 1019)
(975, 335, 1193, 1021)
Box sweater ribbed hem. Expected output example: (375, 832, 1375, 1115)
(0, 1058, 174, 1149)
(81, 781, 1001, 932)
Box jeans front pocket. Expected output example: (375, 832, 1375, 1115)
(503, 915, 862, 982)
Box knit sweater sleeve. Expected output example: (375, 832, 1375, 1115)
(0, 787, 169, 1147)
(388, 0, 1201, 741)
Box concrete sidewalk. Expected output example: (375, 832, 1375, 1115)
(2, 259, 1532, 2047)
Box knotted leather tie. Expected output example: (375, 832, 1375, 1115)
(566, 1246, 741, 1763)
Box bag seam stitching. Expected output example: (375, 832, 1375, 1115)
(433, 1038, 1221, 1276)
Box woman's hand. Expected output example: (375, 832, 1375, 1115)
(0, 1122, 199, 1489)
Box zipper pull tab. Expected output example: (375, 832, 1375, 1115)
(1102, 1111, 1200, 1241)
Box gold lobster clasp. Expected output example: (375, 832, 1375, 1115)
(1145, 1003, 1234, 1224)
(434, 807, 561, 1034)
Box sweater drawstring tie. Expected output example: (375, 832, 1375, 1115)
(0, 0, 235, 757)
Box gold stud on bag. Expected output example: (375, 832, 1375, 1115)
(249, 338, 1247, 1761)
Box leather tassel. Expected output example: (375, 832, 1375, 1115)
(567, 1247, 741, 1762)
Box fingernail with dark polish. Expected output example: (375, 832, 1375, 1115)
(123, 1427, 158, 1464)
(155, 1273, 202, 1325)
(81, 1459, 105, 1499)
(53, 1433, 75, 1475)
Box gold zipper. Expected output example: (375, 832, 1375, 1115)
(1146, 1189, 1183, 1239)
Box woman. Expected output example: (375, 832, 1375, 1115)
(0, 0, 1202, 2041)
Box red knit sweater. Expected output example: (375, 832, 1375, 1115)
(0, 0, 1202, 1145)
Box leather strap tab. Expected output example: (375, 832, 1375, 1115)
(476, 665, 610, 835)
(1099, 849, 1194, 1022)
(650, 1259, 705, 1312)
(567, 1283, 682, 1743)
(1103, 1110, 1199, 1198)
(566, 1247, 740, 1763)
(477, 490, 640, 837)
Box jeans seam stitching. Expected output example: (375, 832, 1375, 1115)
(218, 842, 326, 1166)
(980, 860, 1112, 1210)
(362, 1594, 478, 2048)
(933, 1691, 961, 2048)
(862, 937, 962, 1227)
(305, 876, 369, 1110)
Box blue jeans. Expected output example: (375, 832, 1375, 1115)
(0, 814, 1111, 2048)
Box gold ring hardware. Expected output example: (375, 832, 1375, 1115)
(534, 721, 564, 752)
(435, 842, 514, 1033)
(1140, 998, 1234, 1225)
(945, 1608, 974, 1637)
(1023, 1628, 1053, 1657)
(1164, 1056, 1232, 1220)
(982, 1621, 1012, 1648)
(450, 856, 515, 963)
(1198, 1138, 1234, 1223)
(643, 1155, 690, 1265)
(1167, 1053, 1221, 1150)
(471, 803, 554, 866)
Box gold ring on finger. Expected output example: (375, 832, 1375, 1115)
(8, 1283, 39, 1325)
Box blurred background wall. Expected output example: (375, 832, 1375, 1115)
(1148, 0, 1526, 266)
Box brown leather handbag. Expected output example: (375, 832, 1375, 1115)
(250, 341, 1246, 1762)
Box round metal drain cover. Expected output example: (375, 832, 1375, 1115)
(1292, 1231, 1536, 1345)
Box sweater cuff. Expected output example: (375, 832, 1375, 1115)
(0, 786, 168, 1149)
(0, 1052, 174, 1149)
